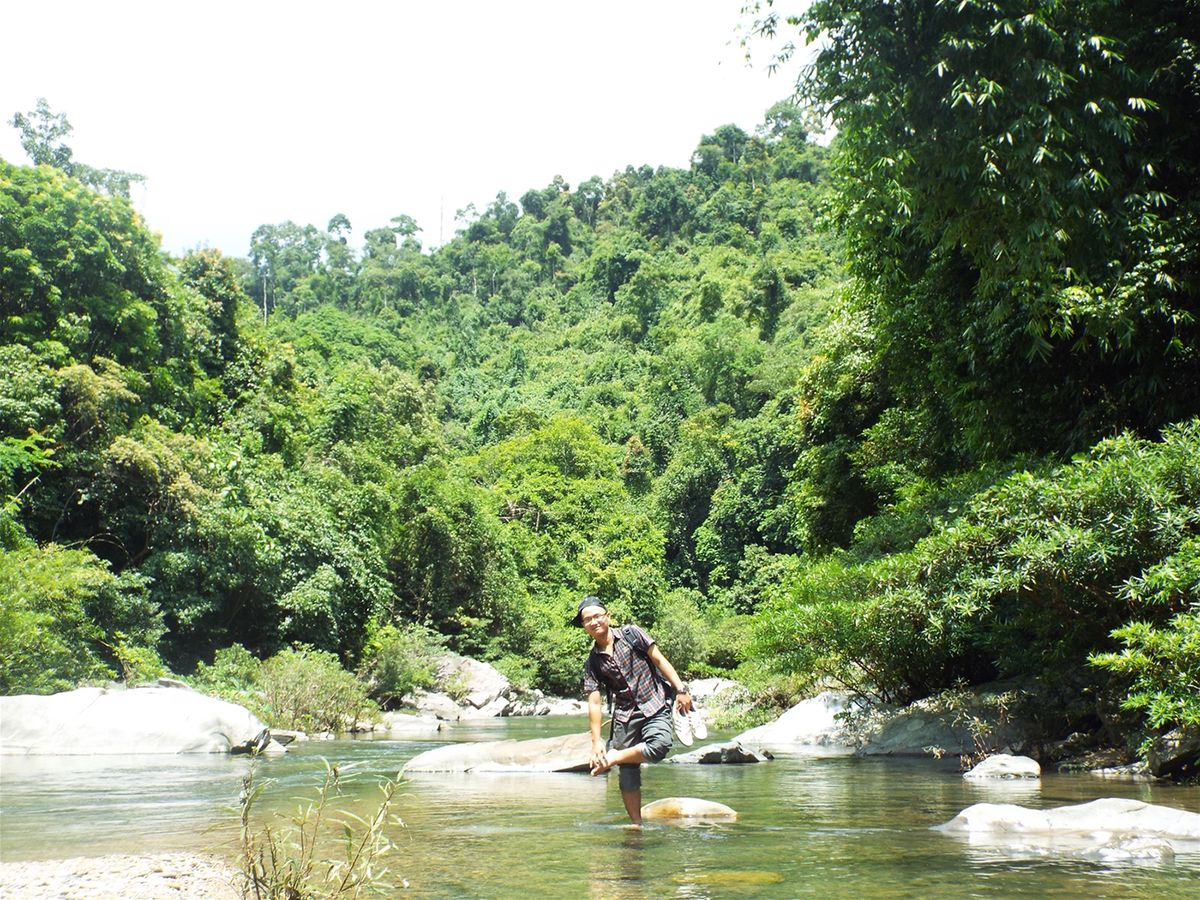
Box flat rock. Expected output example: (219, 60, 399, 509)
(938, 797, 1200, 840)
(402, 731, 593, 773)
(0, 684, 268, 755)
(964, 754, 1041, 780)
(641, 797, 738, 820)
(668, 741, 773, 765)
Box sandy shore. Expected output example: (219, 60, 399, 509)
(0, 852, 240, 899)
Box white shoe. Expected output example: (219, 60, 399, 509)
(689, 709, 708, 741)
(673, 707, 694, 746)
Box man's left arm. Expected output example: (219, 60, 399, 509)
(647, 644, 693, 714)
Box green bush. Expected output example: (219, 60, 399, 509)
(356, 620, 444, 706)
(189, 644, 264, 712)
(755, 420, 1200, 708)
(259, 647, 377, 733)
(0, 541, 162, 694)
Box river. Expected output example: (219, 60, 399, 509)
(2, 716, 1198, 897)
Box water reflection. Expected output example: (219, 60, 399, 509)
(587, 828, 647, 900)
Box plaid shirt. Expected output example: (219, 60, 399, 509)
(582, 624, 670, 723)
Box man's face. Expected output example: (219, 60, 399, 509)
(580, 605, 610, 641)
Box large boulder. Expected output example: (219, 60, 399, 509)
(734, 691, 857, 750)
(938, 798, 1200, 841)
(667, 741, 773, 765)
(0, 683, 269, 755)
(435, 653, 510, 710)
(402, 689, 465, 721)
(855, 686, 1028, 757)
(402, 731, 593, 773)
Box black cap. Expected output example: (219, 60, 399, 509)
(570, 596, 606, 627)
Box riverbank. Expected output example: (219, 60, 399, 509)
(0, 852, 238, 899)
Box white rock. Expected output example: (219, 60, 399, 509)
(964, 754, 1041, 780)
(435, 653, 510, 710)
(542, 698, 587, 716)
(0, 685, 268, 755)
(403, 689, 463, 721)
(735, 691, 857, 749)
(938, 798, 1200, 840)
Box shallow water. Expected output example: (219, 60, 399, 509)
(3, 717, 1199, 897)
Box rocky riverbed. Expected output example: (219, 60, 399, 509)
(0, 852, 239, 900)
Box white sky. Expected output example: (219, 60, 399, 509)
(1, 1, 802, 258)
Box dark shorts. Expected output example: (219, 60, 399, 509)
(610, 705, 672, 791)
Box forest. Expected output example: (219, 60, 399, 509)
(2, 0, 1197, 752)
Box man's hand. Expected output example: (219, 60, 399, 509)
(589, 739, 609, 776)
(675, 691, 694, 714)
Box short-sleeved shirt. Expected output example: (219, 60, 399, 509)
(582, 624, 670, 723)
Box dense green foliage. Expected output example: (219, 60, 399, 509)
(4, 2, 1199, 764)
(1, 99, 841, 700)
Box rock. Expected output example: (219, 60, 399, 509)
(667, 741, 773, 765)
(963, 754, 1041, 780)
(0, 685, 269, 755)
(460, 695, 511, 719)
(402, 731, 593, 773)
(1085, 836, 1176, 863)
(641, 797, 738, 820)
(270, 729, 305, 745)
(540, 697, 587, 716)
(402, 689, 463, 721)
(381, 711, 443, 736)
(938, 798, 1200, 841)
(1147, 727, 1200, 780)
(856, 686, 1027, 757)
(1089, 761, 1153, 779)
(435, 653, 510, 710)
(735, 691, 857, 749)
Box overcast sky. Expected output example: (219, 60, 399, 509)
(1, 1, 802, 258)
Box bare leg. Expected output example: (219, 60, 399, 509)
(591, 745, 646, 774)
(621, 787, 643, 826)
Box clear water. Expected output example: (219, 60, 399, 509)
(3, 716, 1199, 898)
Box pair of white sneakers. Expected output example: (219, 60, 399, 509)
(672, 706, 708, 747)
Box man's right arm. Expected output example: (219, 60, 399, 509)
(587, 689, 606, 765)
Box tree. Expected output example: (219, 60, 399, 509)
(759, 0, 1200, 458)
(9, 98, 144, 197)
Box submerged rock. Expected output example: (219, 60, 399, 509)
(963, 754, 1041, 780)
(641, 797, 738, 820)
(0, 683, 269, 755)
(668, 741, 773, 765)
(402, 731, 593, 773)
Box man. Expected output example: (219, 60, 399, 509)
(572, 596, 693, 826)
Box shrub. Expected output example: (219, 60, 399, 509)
(356, 620, 444, 707)
(754, 420, 1200, 710)
(259, 647, 377, 733)
(189, 644, 264, 713)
